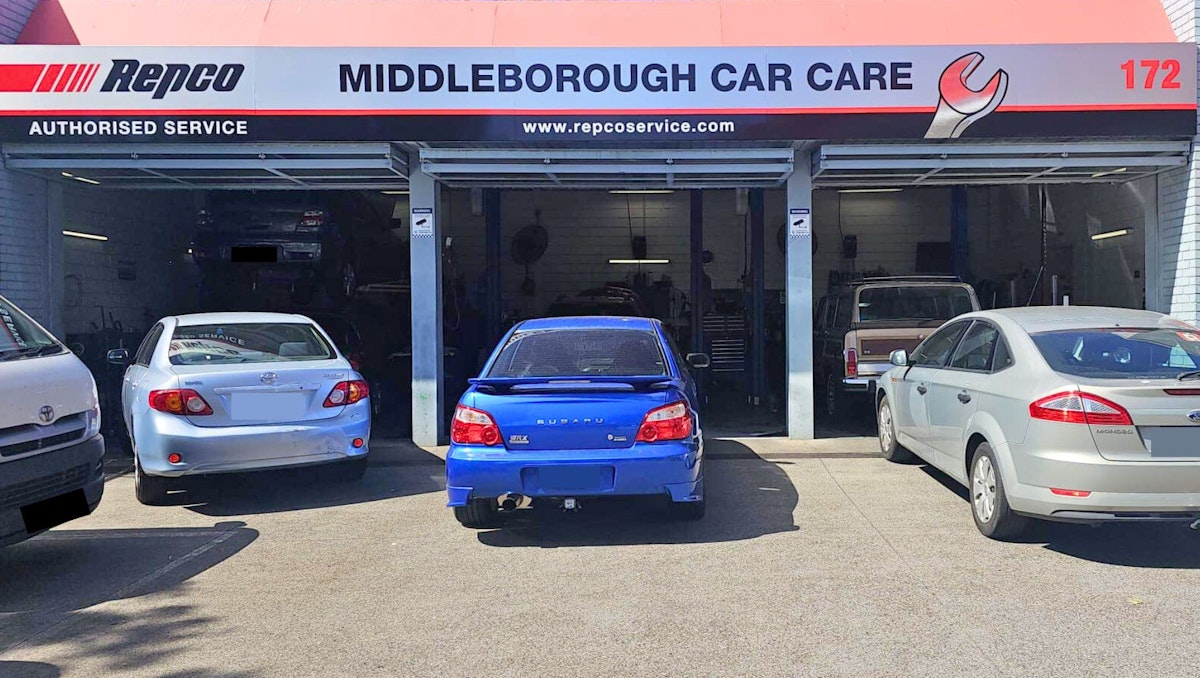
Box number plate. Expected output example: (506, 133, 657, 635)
(231, 392, 306, 421)
(1144, 427, 1200, 457)
(231, 246, 277, 263)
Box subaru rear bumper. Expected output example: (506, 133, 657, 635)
(445, 441, 703, 507)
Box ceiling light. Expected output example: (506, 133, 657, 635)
(608, 258, 670, 265)
(1090, 228, 1131, 241)
(1091, 167, 1128, 179)
(72, 175, 100, 185)
(61, 171, 74, 178)
(63, 230, 108, 241)
(609, 190, 674, 195)
(838, 188, 903, 194)
(381, 190, 409, 195)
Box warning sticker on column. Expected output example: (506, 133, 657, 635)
(411, 207, 434, 237)
(789, 208, 811, 237)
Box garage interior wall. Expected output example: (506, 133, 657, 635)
(0, 0, 53, 329)
(1157, 0, 1200, 323)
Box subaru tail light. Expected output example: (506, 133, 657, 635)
(451, 405, 501, 446)
(1029, 391, 1132, 426)
(635, 402, 693, 443)
(324, 380, 370, 407)
(298, 210, 326, 230)
(845, 348, 858, 378)
(149, 389, 213, 416)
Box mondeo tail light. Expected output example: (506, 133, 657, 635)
(298, 210, 326, 229)
(149, 389, 213, 416)
(324, 380, 369, 407)
(844, 348, 859, 378)
(451, 405, 501, 446)
(1029, 391, 1132, 426)
(635, 402, 693, 443)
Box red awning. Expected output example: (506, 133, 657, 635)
(18, 0, 1180, 48)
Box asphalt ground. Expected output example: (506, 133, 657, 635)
(2, 436, 1199, 678)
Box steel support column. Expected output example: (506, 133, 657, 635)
(951, 186, 968, 281)
(786, 153, 815, 439)
(409, 168, 444, 447)
(749, 188, 766, 406)
(484, 189, 503, 347)
(689, 190, 705, 402)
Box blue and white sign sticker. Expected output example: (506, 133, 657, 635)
(789, 208, 811, 238)
(411, 207, 434, 238)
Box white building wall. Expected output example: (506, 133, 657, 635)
(1157, 0, 1200, 322)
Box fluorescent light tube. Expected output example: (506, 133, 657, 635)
(1091, 167, 1128, 179)
(609, 190, 674, 195)
(63, 230, 108, 241)
(1090, 229, 1130, 241)
(608, 258, 670, 264)
(838, 188, 903, 194)
(381, 190, 409, 195)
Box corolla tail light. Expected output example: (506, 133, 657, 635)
(1029, 391, 1132, 426)
(298, 210, 326, 230)
(324, 380, 370, 407)
(635, 402, 693, 443)
(149, 389, 213, 416)
(451, 405, 501, 446)
(844, 348, 859, 378)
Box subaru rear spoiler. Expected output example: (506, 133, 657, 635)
(469, 375, 674, 394)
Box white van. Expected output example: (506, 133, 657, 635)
(0, 294, 105, 547)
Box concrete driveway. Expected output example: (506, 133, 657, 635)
(1, 437, 1198, 678)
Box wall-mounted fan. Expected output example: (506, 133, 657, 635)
(511, 210, 549, 296)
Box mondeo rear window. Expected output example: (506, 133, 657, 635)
(488, 328, 667, 378)
(857, 286, 974, 323)
(1032, 328, 1200, 379)
(169, 323, 334, 365)
(0, 297, 61, 358)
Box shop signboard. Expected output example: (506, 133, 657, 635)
(0, 44, 1193, 142)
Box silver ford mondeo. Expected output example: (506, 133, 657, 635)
(876, 306, 1200, 539)
(110, 312, 371, 505)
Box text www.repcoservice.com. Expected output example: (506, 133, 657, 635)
(521, 119, 736, 136)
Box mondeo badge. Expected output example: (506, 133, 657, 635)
(38, 405, 54, 423)
(1188, 410, 1200, 423)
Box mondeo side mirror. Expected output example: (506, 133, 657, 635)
(107, 348, 131, 365)
(686, 353, 711, 369)
(889, 350, 908, 367)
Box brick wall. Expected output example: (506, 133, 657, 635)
(1157, 0, 1199, 322)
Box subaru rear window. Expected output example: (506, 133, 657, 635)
(169, 323, 334, 365)
(858, 286, 974, 323)
(1031, 328, 1200, 379)
(0, 297, 61, 358)
(487, 329, 667, 378)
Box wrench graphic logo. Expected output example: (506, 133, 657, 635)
(924, 52, 1009, 139)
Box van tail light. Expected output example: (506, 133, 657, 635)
(844, 348, 858, 378)
(635, 402, 693, 443)
(451, 405, 501, 446)
(149, 389, 213, 416)
(1029, 391, 1132, 426)
(324, 380, 369, 407)
(298, 210, 326, 229)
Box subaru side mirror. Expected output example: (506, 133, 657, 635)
(107, 348, 131, 365)
(686, 353, 711, 369)
(889, 350, 908, 367)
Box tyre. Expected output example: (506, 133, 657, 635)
(970, 442, 1029, 541)
(877, 395, 915, 463)
(326, 257, 359, 303)
(134, 454, 171, 506)
(454, 499, 502, 529)
(330, 456, 368, 482)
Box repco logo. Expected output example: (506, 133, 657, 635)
(100, 59, 244, 100)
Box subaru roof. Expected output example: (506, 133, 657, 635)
(516, 316, 658, 332)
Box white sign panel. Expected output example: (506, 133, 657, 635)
(789, 208, 811, 237)
(410, 207, 434, 237)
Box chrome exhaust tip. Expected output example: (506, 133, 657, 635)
(497, 493, 531, 511)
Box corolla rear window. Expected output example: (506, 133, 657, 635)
(169, 323, 334, 365)
(858, 286, 974, 323)
(0, 297, 61, 358)
(1031, 327, 1200, 379)
(488, 329, 666, 378)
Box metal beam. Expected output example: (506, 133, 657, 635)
(818, 156, 1186, 171)
(786, 152, 815, 440)
(409, 168, 444, 447)
(422, 162, 794, 175)
(748, 188, 766, 408)
(819, 141, 1192, 157)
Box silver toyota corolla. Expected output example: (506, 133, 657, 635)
(110, 312, 371, 505)
(876, 306, 1200, 539)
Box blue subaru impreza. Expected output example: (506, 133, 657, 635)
(445, 316, 709, 528)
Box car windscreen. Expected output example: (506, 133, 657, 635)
(0, 297, 62, 358)
(857, 286, 974, 323)
(169, 323, 335, 365)
(1031, 327, 1200, 379)
(487, 328, 667, 378)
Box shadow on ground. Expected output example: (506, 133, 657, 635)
(178, 440, 445, 517)
(476, 440, 798, 547)
(0, 522, 258, 676)
(920, 465, 1200, 568)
